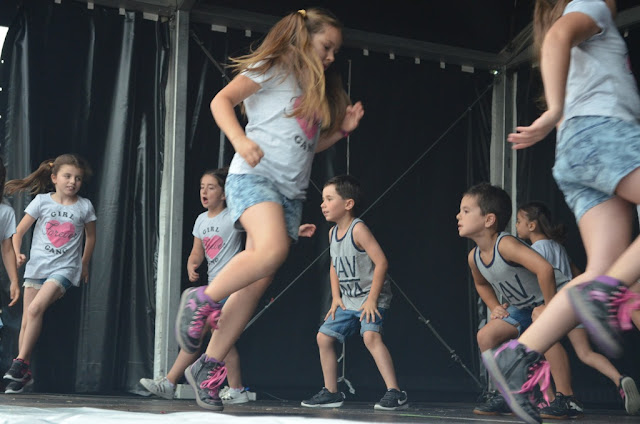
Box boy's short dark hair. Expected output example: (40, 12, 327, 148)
(464, 182, 512, 232)
(324, 175, 362, 216)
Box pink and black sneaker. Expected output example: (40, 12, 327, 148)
(3, 358, 30, 382)
(482, 340, 550, 424)
(185, 354, 227, 411)
(568, 276, 640, 358)
(175, 286, 223, 354)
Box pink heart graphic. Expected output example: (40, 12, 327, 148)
(203, 235, 223, 260)
(294, 97, 319, 140)
(46, 220, 76, 248)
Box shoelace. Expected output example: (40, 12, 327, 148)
(188, 303, 218, 338)
(200, 363, 228, 399)
(517, 360, 551, 405)
(611, 288, 640, 331)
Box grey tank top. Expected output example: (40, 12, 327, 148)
(330, 218, 392, 310)
(474, 232, 545, 309)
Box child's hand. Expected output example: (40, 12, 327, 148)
(16, 253, 26, 268)
(187, 264, 200, 282)
(490, 303, 510, 320)
(8, 282, 20, 307)
(507, 109, 562, 150)
(359, 299, 382, 324)
(298, 223, 316, 238)
(324, 298, 346, 321)
(340, 101, 365, 133)
(81, 264, 90, 284)
(235, 135, 264, 167)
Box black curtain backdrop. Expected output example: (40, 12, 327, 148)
(185, 24, 493, 401)
(514, 28, 640, 406)
(0, 1, 169, 393)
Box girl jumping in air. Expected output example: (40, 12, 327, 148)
(175, 8, 364, 411)
(3, 154, 96, 394)
(483, 1, 640, 423)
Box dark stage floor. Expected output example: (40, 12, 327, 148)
(0, 394, 638, 423)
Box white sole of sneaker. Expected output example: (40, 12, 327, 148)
(4, 378, 34, 394)
(621, 377, 640, 415)
(300, 401, 344, 408)
(139, 378, 175, 400)
(184, 364, 224, 411)
(481, 351, 539, 424)
(374, 403, 408, 411)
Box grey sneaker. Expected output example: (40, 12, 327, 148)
(185, 354, 227, 411)
(301, 388, 345, 408)
(140, 376, 175, 400)
(3, 358, 30, 382)
(473, 391, 511, 415)
(4, 372, 33, 394)
(568, 276, 640, 358)
(482, 340, 550, 424)
(374, 388, 408, 410)
(619, 375, 640, 415)
(221, 387, 250, 404)
(175, 287, 223, 354)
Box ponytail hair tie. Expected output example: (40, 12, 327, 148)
(297, 9, 306, 18)
(48, 162, 54, 168)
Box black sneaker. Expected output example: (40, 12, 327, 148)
(301, 388, 345, 408)
(374, 388, 408, 410)
(184, 354, 227, 411)
(4, 372, 33, 394)
(619, 375, 640, 415)
(175, 287, 223, 354)
(3, 358, 29, 382)
(482, 340, 550, 424)
(473, 391, 511, 415)
(539, 392, 584, 419)
(568, 277, 640, 358)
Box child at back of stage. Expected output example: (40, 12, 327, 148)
(175, 8, 364, 411)
(485, 1, 640, 422)
(516, 201, 640, 415)
(301, 175, 407, 411)
(2, 154, 96, 393)
(0, 158, 20, 310)
(456, 183, 581, 417)
(140, 168, 250, 404)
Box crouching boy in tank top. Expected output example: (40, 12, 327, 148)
(456, 183, 571, 416)
(301, 175, 407, 411)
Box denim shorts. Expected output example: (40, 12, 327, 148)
(24, 274, 73, 294)
(225, 174, 303, 242)
(318, 307, 387, 343)
(554, 116, 640, 222)
(502, 305, 533, 336)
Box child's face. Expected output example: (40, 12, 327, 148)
(200, 174, 225, 211)
(321, 184, 349, 222)
(311, 24, 342, 70)
(515, 210, 533, 240)
(456, 195, 487, 237)
(51, 165, 83, 197)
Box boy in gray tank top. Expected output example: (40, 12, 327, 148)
(301, 175, 406, 411)
(457, 183, 580, 418)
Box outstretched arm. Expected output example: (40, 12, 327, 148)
(508, 12, 601, 149)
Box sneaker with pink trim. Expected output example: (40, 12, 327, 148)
(568, 276, 640, 358)
(482, 340, 550, 424)
(175, 287, 223, 354)
(185, 354, 227, 411)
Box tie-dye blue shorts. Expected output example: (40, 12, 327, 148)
(553, 116, 640, 222)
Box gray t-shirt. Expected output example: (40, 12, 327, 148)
(531, 239, 573, 281)
(330, 218, 392, 310)
(192, 208, 242, 281)
(24, 193, 97, 286)
(560, 0, 640, 129)
(0, 202, 16, 241)
(229, 65, 319, 200)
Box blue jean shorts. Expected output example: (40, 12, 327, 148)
(225, 174, 303, 242)
(318, 307, 387, 343)
(502, 305, 533, 336)
(553, 116, 640, 222)
(24, 274, 73, 294)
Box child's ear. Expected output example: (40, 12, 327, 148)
(345, 198, 355, 211)
(485, 213, 496, 229)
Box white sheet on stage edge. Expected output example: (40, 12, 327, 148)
(0, 405, 359, 424)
